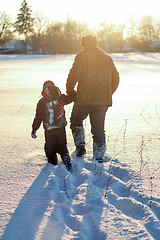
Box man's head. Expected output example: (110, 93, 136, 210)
(81, 35, 97, 48)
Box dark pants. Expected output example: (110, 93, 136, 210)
(44, 127, 68, 163)
(70, 104, 108, 143)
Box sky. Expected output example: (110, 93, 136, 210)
(1, 0, 160, 29)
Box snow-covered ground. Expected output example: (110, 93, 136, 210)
(0, 53, 160, 240)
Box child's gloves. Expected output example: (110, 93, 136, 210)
(31, 130, 37, 139)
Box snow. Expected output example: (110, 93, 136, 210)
(0, 53, 160, 240)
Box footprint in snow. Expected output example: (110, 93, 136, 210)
(107, 190, 160, 240)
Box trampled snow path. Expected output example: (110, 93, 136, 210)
(1, 154, 160, 240)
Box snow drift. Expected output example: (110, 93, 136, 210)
(0, 53, 160, 239)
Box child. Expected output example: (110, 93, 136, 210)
(31, 80, 76, 171)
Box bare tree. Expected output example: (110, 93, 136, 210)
(43, 19, 90, 54)
(155, 20, 160, 41)
(44, 21, 64, 54)
(30, 12, 48, 54)
(137, 16, 156, 51)
(138, 16, 155, 42)
(0, 11, 12, 47)
(124, 18, 140, 50)
(125, 17, 139, 39)
(63, 18, 90, 53)
(97, 23, 124, 52)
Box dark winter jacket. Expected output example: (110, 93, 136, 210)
(66, 46, 119, 106)
(32, 89, 75, 132)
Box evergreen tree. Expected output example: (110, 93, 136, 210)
(14, 0, 34, 53)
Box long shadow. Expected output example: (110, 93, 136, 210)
(1, 164, 63, 240)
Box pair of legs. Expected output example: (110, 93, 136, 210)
(70, 103, 108, 160)
(44, 127, 71, 170)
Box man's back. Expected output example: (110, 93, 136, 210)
(67, 46, 119, 106)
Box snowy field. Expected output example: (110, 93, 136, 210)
(0, 53, 160, 239)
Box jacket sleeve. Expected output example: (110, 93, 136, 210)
(32, 101, 43, 132)
(110, 57, 119, 94)
(66, 55, 82, 95)
(60, 91, 77, 105)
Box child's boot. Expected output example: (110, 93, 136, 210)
(61, 153, 72, 171)
(47, 153, 58, 165)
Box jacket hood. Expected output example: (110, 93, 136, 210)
(42, 81, 61, 99)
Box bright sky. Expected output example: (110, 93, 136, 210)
(1, 0, 160, 29)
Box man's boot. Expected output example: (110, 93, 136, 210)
(93, 143, 106, 162)
(72, 126, 86, 156)
(76, 144, 86, 156)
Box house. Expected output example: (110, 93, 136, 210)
(151, 41, 160, 51)
(0, 40, 32, 54)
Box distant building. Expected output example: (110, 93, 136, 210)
(151, 41, 160, 51)
(114, 43, 133, 53)
(0, 40, 32, 54)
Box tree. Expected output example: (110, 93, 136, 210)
(44, 21, 64, 54)
(0, 11, 12, 47)
(14, 0, 34, 53)
(154, 20, 160, 41)
(30, 12, 48, 54)
(124, 18, 139, 50)
(97, 23, 124, 52)
(137, 16, 156, 51)
(126, 18, 138, 38)
(63, 18, 90, 53)
(44, 19, 90, 54)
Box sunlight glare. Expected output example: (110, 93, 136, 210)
(1, 0, 160, 30)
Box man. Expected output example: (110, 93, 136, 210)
(66, 35, 119, 161)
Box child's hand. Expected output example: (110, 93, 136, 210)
(31, 131, 37, 139)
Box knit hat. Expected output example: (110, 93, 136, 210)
(42, 80, 60, 99)
(81, 35, 97, 48)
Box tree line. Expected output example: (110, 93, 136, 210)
(1, 0, 160, 54)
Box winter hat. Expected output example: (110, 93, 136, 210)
(81, 35, 97, 48)
(42, 80, 60, 99)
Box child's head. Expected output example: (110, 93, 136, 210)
(42, 80, 60, 99)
